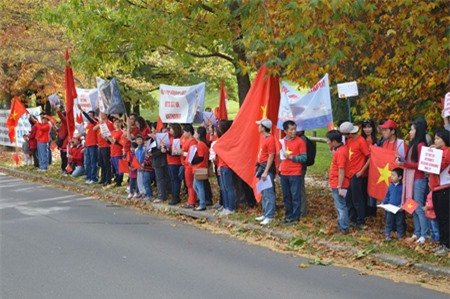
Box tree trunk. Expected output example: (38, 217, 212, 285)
(234, 66, 251, 107)
(133, 103, 140, 115)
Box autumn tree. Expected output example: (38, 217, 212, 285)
(0, 0, 71, 107)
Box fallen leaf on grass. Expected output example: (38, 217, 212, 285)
(355, 248, 374, 259)
(309, 258, 333, 266)
(287, 237, 307, 250)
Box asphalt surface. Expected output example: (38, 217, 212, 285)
(0, 173, 447, 299)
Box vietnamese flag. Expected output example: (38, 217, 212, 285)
(218, 80, 228, 121)
(118, 159, 129, 174)
(6, 96, 28, 143)
(131, 156, 141, 169)
(402, 197, 419, 214)
(214, 66, 280, 201)
(65, 49, 78, 141)
(13, 153, 20, 165)
(368, 146, 397, 200)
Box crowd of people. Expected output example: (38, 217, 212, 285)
(326, 115, 450, 255)
(20, 104, 450, 255)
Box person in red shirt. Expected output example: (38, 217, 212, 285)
(94, 112, 114, 186)
(254, 118, 277, 225)
(191, 126, 210, 211)
(55, 108, 69, 174)
(181, 124, 198, 209)
(30, 114, 51, 171)
(107, 118, 124, 187)
(427, 129, 450, 254)
(78, 104, 98, 184)
(339, 121, 370, 229)
(164, 123, 183, 205)
(360, 119, 378, 217)
(68, 136, 85, 177)
(326, 130, 350, 234)
(279, 120, 307, 225)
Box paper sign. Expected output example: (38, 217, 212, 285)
(188, 144, 197, 164)
(443, 92, 450, 118)
(279, 139, 286, 160)
(209, 141, 217, 161)
(99, 123, 111, 137)
(256, 175, 273, 193)
(156, 132, 170, 148)
(172, 138, 181, 155)
(418, 146, 443, 174)
(203, 112, 217, 126)
(440, 165, 450, 185)
(48, 94, 60, 107)
(377, 204, 401, 214)
(337, 81, 358, 98)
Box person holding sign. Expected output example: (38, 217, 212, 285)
(279, 120, 307, 226)
(395, 120, 428, 244)
(191, 127, 210, 211)
(94, 112, 114, 186)
(78, 104, 98, 184)
(381, 168, 405, 241)
(427, 129, 450, 255)
(181, 124, 198, 209)
(165, 123, 183, 205)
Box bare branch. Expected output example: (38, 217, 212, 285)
(163, 45, 234, 63)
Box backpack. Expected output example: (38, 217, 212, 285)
(301, 135, 316, 167)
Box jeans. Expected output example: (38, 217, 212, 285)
(48, 141, 52, 165)
(385, 211, 405, 239)
(193, 177, 206, 208)
(345, 175, 366, 225)
(31, 149, 39, 168)
(280, 175, 303, 222)
(332, 188, 349, 231)
(129, 178, 138, 194)
(111, 156, 123, 176)
(37, 142, 49, 170)
(137, 170, 145, 195)
(142, 171, 155, 198)
(168, 165, 181, 201)
(98, 147, 111, 184)
(72, 166, 85, 177)
(430, 219, 440, 242)
(84, 146, 98, 182)
(412, 178, 429, 238)
(260, 172, 276, 219)
(220, 167, 237, 212)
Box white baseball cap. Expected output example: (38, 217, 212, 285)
(256, 118, 272, 129)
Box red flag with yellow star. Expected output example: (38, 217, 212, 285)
(214, 66, 280, 201)
(368, 146, 397, 200)
(6, 96, 28, 143)
(402, 197, 419, 214)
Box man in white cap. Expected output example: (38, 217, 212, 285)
(339, 121, 370, 229)
(254, 118, 277, 225)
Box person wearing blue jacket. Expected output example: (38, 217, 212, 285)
(382, 168, 405, 240)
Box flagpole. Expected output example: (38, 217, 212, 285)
(346, 96, 352, 122)
(14, 126, 19, 166)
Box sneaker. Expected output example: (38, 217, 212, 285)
(87, 180, 95, 184)
(226, 210, 235, 216)
(415, 236, 426, 244)
(127, 194, 133, 199)
(255, 215, 265, 222)
(213, 204, 223, 211)
(126, 186, 130, 193)
(132, 193, 140, 199)
(385, 236, 392, 241)
(85, 180, 90, 184)
(260, 218, 272, 225)
(409, 234, 418, 241)
(153, 199, 162, 203)
(218, 209, 230, 216)
(181, 204, 194, 209)
(435, 245, 449, 255)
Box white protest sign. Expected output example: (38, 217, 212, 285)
(0, 107, 42, 147)
(337, 81, 359, 98)
(256, 175, 273, 193)
(172, 138, 181, 155)
(209, 141, 217, 161)
(159, 82, 205, 123)
(418, 146, 443, 174)
(155, 132, 170, 148)
(99, 123, 111, 137)
(75, 88, 98, 124)
(443, 92, 450, 118)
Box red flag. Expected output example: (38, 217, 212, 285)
(6, 97, 28, 143)
(65, 164, 73, 173)
(131, 156, 141, 169)
(13, 153, 20, 165)
(368, 146, 397, 200)
(76, 113, 83, 124)
(218, 80, 228, 120)
(118, 159, 129, 174)
(65, 49, 78, 141)
(214, 66, 280, 201)
(402, 197, 419, 214)
(156, 116, 164, 132)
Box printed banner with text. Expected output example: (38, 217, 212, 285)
(0, 107, 42, 147)
(278, 74, 333, 131)
(159, 82, 205, 124)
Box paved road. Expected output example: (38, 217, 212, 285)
(0, 173, 447, 299)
